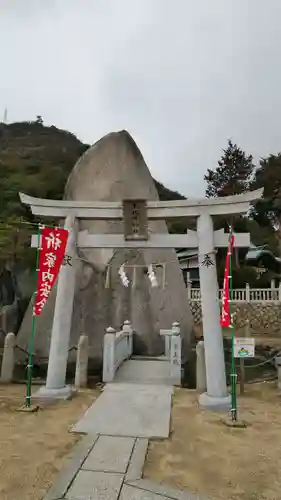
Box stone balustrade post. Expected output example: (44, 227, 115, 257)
(122, 320, 133, 358)
(170, 321, 181, 386)
(74, 334, 89, 388)
(245, 283, 250, 302)
(102, 326, 116, 382)
(0, 332, 15, 383)
(160, 328, 172, 357)
(196, 340, 207, 393)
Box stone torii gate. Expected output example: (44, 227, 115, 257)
(20, 188, 263, 410)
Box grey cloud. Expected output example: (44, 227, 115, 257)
(1, 0, 281, 196)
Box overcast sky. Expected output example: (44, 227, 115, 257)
(1, 0, 281, 197)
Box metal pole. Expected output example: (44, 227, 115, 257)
(229, 227, 237, 421)
(25, 225, 41, 408)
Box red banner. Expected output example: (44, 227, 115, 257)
(34, 227, 69, 316)
(220, 233, 235, 328)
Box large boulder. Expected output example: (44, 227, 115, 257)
(16, 131, 194, 369)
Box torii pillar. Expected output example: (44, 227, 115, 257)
(197, 213, 229, 410)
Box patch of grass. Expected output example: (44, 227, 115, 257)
(0, 384, 98, 500)
(144, 383, 281, 500)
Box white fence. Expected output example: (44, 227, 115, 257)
(102, 320, 133, 382)
(188, 283, 281, 303)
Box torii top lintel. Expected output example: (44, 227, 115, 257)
(19, 189, 263, 220)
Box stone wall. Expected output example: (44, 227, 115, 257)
(189, 301, 281, 334)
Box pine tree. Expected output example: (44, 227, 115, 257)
(205, 139, 254, 198)
(250, 153, 281, 255)
(205, 140, 255, 267)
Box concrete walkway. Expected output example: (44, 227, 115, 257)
(43, 359, 209, 499)
(72, 359, 174, 438)
(72, 383, 173, 438)
(44, 433, 208, 500)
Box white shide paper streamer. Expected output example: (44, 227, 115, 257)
(118, 265, 129, 287)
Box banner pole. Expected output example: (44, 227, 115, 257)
(25, 225, 41, 409)
(229, 227, 237, 421)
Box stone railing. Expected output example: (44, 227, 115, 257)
(160, 321, 182, 386)
(188, 282, 281, 303)
(0, 332, 89, 387)
(102, 320, 133, 383)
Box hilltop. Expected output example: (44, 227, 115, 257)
(0, 119, 185, 222)
(0, 119, 186, 270)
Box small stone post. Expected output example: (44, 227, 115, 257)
(196, 340, 207, 393)
(170, 322, 181, 386)
(102, 326, 116, 382)
(0, 332, 16, 383)
(123, 320, 133, 358)
(74, 334, 89, 388)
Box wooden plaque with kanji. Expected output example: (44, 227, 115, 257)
(123, 199, 148, 240)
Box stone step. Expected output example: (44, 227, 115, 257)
(131, 355, 168, 361)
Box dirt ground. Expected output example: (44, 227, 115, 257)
(144, 383, 281, 500)
(1, 381, 281, 500)
(0, 384, 98, 500)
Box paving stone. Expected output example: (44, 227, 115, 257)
(120, 484, 170, 499)
(65, 470, 123, 500)
(43, 434, 98, 500)
(127, 479, 208, 500)
(82, 436, 135, 473)
(113, 360, 172, 385)
(72, 383, 172, 438)
(125, 438, 148, 481)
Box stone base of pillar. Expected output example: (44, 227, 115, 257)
(32, 385, 74, 401)
(199, 392, 231, 412)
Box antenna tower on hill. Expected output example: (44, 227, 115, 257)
(3, 108, 8, 123)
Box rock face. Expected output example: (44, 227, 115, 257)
(17, 131, 194, 369)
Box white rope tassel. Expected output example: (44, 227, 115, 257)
(118, 265, 129, 287)
(147, 264, 158, 288)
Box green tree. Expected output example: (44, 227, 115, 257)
(250, 153, 281, 255)
(35, 115, 43, 125)
(205, 139, 254, 198)
(205, 140, 255, 267)
(0, 216, 35, 269)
